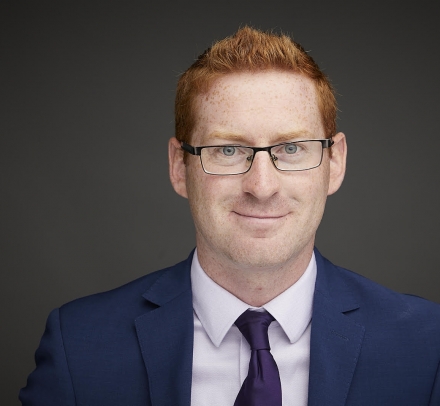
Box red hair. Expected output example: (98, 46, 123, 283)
(175, 26, 337, 143)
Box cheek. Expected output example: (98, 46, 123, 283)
(186, 168, 229, 219)
(287, 170, 330, 224)
(287, 165, 329, 197)
(308, 160, 331, 196)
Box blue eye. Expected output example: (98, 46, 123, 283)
(284, 144, 298, 154)
(222, 146, 236, 156)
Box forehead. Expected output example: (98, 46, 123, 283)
(192, 70, 324, 144)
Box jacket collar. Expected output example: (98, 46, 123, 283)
(308, 249, 365, 406)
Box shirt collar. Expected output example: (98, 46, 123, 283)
(191, 249, 317, 347)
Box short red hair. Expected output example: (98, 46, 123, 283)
(175, 26, 337, 143)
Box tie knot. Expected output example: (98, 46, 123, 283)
(235, 310, 274, 350)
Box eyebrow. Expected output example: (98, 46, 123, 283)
(204, 130, 315, 144)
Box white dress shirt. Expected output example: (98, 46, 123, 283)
(190, 250, 317, 406)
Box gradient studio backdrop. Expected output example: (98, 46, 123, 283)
(2, 1, 440, 404)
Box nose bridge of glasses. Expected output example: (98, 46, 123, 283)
(248, 146, 278, 167)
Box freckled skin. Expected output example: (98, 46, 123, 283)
(169, 70, 347, 306)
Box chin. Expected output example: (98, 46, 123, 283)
(225, 241, 301, 270)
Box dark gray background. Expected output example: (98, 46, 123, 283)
(2, 1, 439, 404)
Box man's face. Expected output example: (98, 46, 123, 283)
(170, 71, 346, 271)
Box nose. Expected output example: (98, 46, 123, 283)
(241, 151, 281, 200)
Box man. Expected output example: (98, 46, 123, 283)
(21, 26, 440, 406)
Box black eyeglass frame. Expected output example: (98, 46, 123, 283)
(181, 139, 334, 175)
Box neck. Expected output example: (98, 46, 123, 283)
(196, 245, 314, 307)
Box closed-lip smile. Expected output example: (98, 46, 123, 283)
(233, 211, 287, 219)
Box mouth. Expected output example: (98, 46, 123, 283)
(235, 212, 284, 219)
(231, 211, 289, 236)
(232, 211, 288, 222)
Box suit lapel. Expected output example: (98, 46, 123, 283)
(308, 251, 365, 406)
(135, 256, 194, 406)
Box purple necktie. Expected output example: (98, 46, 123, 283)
(234, 310, 282, 406)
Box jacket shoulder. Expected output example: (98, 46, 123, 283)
(316, 252, 440, 342)
(58, 254, 192, 322)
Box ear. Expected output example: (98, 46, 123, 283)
(168, 137, 188, 198)
(327, 132, 347, 196)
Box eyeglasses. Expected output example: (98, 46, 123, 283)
(181, 139, 334, 175)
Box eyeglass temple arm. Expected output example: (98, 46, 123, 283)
(323, 138, 334, 148)
(181, 142, 202, 156)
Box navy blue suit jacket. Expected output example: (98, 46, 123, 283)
(20, 250, 440, 405)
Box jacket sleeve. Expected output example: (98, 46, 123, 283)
(19, 308, 76, 406)
(429, 361, 440, 406)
